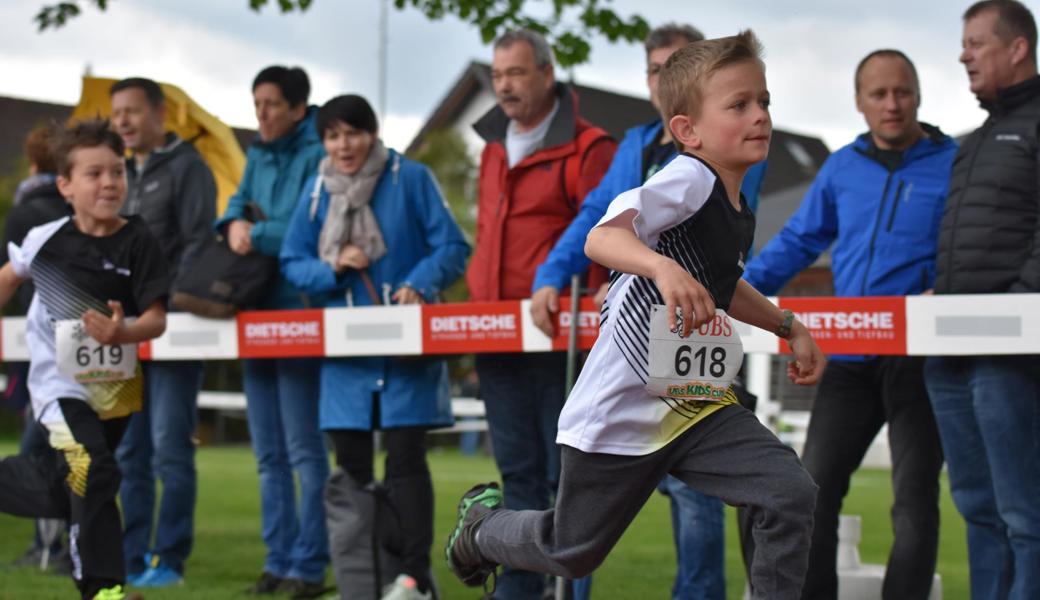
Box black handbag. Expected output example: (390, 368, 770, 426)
(171, 203, 279, 318)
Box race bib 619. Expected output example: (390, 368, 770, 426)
(55, 319, 137, 384)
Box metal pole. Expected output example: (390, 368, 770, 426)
(556, 273, 582, 600)
(378, 0, 388, 120)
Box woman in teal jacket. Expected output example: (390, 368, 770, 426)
(281, 94, 469, 599)
(215, 66, 330, 597)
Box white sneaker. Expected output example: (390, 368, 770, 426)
(380, 574, 432, 600)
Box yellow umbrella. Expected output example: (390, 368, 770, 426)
(72, 76, 246, 215)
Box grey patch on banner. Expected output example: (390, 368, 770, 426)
(346, 323, 404, 340)
(169, 331, 220, 346)
(935, 316, 1021, 337)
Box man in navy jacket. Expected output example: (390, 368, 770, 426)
(744, 50, 955, 600)
(530, 23, 766, 600)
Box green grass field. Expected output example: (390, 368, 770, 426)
(0, 441, 968, 599)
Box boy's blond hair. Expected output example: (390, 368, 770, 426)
(658, 29, 764, 124)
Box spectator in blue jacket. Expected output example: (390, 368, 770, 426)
(281, 94, 469, 600)
(743, 50, 954, 600)
(215, 65, 329, 599)
(529, 23, 766, 600)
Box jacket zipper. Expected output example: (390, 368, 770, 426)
(885, 180, 906, 231)
(860, 172, 894, 295)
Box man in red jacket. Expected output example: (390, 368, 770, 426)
(465, 28, 616, 600)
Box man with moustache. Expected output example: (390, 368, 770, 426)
(466, 28, 615, 600)
(926, 1, 1040, 597)
(108, 77, 216, 588)
(743, 50, 954, 600)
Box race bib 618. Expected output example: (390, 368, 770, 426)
(646, 305, 744, 401)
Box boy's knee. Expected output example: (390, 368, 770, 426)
(555, 548, 608, 579)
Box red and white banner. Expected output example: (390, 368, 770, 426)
(0, 294, 1037, 361)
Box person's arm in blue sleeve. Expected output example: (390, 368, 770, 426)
(252, 145, 324, 257)
(399, 166, 471, 302)
(532, 131, 640, 292)
(743, 162, 838, 295)
(280, 175, 343, 295)
(214, 151, 254, 231)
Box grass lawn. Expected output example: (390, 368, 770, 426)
(0, 441, 968, 599)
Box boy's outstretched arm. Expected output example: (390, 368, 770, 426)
(0, 262, 25, 308)
(727, 279, 826, 385)
(586, 209, 715, 336)
(82, 299, 167, 346)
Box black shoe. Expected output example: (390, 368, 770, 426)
(246, 571, 284, 595)
(445, 482, 504, 590)
(277, 578, 330, 599)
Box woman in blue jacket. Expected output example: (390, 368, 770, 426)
(281, 94, 469, 600)
(215, 66, 330, 598)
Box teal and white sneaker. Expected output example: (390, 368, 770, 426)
(445, 482, 504, 590)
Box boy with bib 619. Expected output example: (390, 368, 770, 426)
(446, 31, 826, 600)
(0, 120, 169, 600)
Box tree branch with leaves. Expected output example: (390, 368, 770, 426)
(34, 0, 648, 67)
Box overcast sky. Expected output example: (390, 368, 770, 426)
(3, 0, 1034, 151)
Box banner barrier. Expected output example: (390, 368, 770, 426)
(0, 294, 1035, 361)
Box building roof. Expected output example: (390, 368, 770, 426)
(0, 94, 257, 180)
(406, 61, 831, 197)
(0, 96, 71, 176)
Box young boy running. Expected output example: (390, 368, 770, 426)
(447, 31, 825, 599)
(0, 120, 169, 600)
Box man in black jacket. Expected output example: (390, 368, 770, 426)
(108, 77, 216, 588)
(926, 2, 1040, 598)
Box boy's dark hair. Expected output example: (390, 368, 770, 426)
(659, 29, 764, 124)
(24, 123, 61, 174)
(252, 65, 311, 108)
(854, 49, 920, 94)
(644, 23, 705, 55)
(965, 0, 1037, 65)
(317, 95, 379, 137)
(109, 77, 165, 108)
(55, 120, 126, 177)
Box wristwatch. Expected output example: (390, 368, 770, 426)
(776, 309, 795, 339)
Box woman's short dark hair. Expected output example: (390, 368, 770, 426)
(317, 95, 379, 137)
(252, 65, 310, 108)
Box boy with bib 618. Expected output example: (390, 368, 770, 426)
(446, 31, 826, 600)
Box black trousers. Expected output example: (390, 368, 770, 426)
(800, 357, 943, 600)
(328, 426, 433, 592)
(0, 399, 129, 600)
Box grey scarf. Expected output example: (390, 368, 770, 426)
(314, 140, 389, 269)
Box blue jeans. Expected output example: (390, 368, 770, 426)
(117, 361, 203, 575)
(925, 356, 1040, 600)
(476, 352, 566, 600)
(244, 358, 329, 583)
(661, 474, 725, 600)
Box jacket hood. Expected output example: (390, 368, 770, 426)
(473, 82, 581, 148)
(852, 122, 955, 169)
(255, 105, 321, 154)
(981, 74, 1040, 116)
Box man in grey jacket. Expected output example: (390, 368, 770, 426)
(109, 77, 216, 588)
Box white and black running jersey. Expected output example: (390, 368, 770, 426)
(8, 216, 169, 427)
(557, 154, 755, 455)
